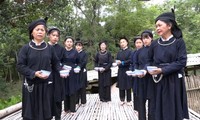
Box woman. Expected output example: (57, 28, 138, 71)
(47, 27, 65, 120)
(147, 10, 189, 120)
(94, 41, 113, 102)
(116, 37, 132, 106)
(134, 30, 154, 120)
(17, 18, 61, 120)
(62, 36, 80, 115)
(131, 36, 143, 112)
(75, 40, 88, 106)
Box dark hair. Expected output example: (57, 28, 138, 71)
(75, 39, 83, 46)
(98, 41, 108, 48)
(47, 27, 60, 36)
(119, 36, 129, 44)
(141, 30, 153, 39)
(64, 36, 74, 43)
(133, 36, 142, 43)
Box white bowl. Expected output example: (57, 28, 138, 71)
(112, 62, 118, 67)
(115, 60, 120, 63)
(126, 70, 133, 76)
(133, 70, 144, 76)
(62, 65, 72, 70)
(74, 67, 81, 73)
(40, 70, 51, 76)
(94, 67, 99, 71)
(147, 66, 157, 72)
(59, 70, 69, 76)
(98, 67, 104, 71)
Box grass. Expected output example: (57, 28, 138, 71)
(0, 80, 22, 109)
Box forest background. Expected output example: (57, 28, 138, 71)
(0, 0, 199, 109)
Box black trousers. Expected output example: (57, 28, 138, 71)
(53, 101, 62, 120)
(119, 89, 131, 102)
(138, 97, 146, 120)
(137, 98, 155, 120)
(77, 87, 86, 104)
(99, 85, 111, 102)
(64, 94, 76, 112)
(147, 99, 155, 120)
(133, 93, 139, 111)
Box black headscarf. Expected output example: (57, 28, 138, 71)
(155, 9, 182, 39)
(28, 18, 47, 40)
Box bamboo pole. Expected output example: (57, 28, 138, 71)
(0, 102, 22, 118)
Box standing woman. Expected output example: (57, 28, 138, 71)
(134, 30, 153, 120)
(147, 10, 189, 120)
(131, 36, 143, 112)
(75, 41, 88, 106)
(94, 41, 113, 102)
(62, 36, 80, 115)
(116, 37, 132, 105)
(47, 27, 65, 120)
(17, 18, 61, 120)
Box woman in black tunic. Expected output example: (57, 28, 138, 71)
(94, 41, 113, 102)
(47, 27, 65, 120)
(116, 37, 132, 106)
(62, 36, 80, 115)
(17, 19, 62, 120)
(134, 30, 154, 120)
(131, 36, 143, 112)
(147, 10, 189, 120)
(75, 41, 88, 106)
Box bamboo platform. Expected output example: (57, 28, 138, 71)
(2, 83, 200, 120)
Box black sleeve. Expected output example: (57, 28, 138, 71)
(16, 45, 35, 79)
(80, 52, 88, 69)
(51, 46, 61, 72)
(94, 53, 99, 67)
(104, 52, 113, 71)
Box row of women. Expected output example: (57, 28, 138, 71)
(17, 18, 88, 120)
(94, 10, 189, 120)
(16, 10, 189, 120)
(131, 10, 189, 120)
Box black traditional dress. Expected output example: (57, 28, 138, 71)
(17, 41, 60, 120)
(135, 46, 155, 120)
(131, 50, 139, 111)
(148, 37, 189, 120)
(116, 48, 132, 102)
(49, 43, 65, 119)
(77, 50, 88, 104)
(94, 51, 113, 102)
(62, 48, 80, 112)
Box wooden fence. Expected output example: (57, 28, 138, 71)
(185, 75, 200, 114)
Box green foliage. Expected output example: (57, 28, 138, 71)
(0, 95, 22, 110)
(0, 79, 22, 109)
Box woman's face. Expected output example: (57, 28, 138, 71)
(100, 43, 107, 51)
(64, 38, 73, 49)
(75, 44, 83, 52)
(142, 36, 152, 46)
(155, 20, 171, 37)
(32, 25, 46, 41)
(48, 31, 59, 44)
(134, 39, 143, 49)
(119, 39, 128, 49)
